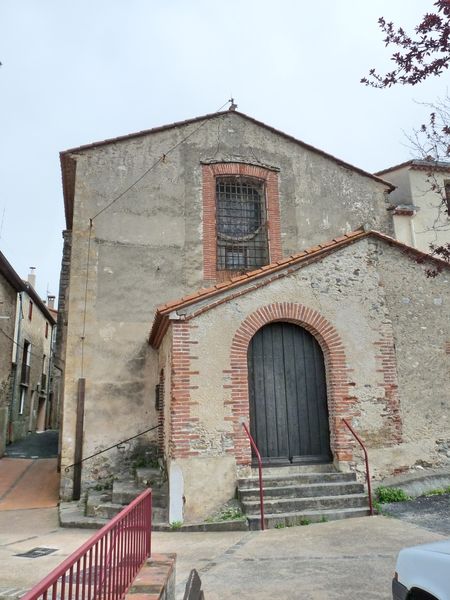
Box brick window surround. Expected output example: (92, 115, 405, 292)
(202, 163, 282, 283)
(226, 302, 358, 467)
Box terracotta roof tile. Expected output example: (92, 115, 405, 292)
(148, 227, 450, 348)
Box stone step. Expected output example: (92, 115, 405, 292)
(86, 501, 124, 520)
(238, 481, 365, 501)
(241, 493, 368, 514)
(60, 501, 109, 529)
(60, 501, 167, 529)
(135, 467, 165, 486)
(112, 481, 167, 507)
(238, 471, 357, 489)
(251, 463, 336, 477)
(246, 506, 370, 530)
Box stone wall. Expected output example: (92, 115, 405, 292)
(0, 275, 16, 428)
(60, 112, 393, 493)
(161, 237, 449, 521)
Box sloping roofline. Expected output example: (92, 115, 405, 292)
(60, 109, 394, 229)
(376, 159, 450, 176)
(0, 251, 56, 325)
(148, 228, 450, 348)
(0, 251, 25, 293)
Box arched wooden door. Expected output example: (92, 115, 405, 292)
(248, 322, 331, 465)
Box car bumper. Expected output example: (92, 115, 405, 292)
(392, 578, 408, 600)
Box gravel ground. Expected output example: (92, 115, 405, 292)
(381, 494, 450, 536)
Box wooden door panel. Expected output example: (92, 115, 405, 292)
(248, 322, 331, 464)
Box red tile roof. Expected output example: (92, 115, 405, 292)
(60, 110, 394, 229)
(149, 229, 449, 348)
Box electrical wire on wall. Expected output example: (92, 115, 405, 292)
(78, 99, 234, 378)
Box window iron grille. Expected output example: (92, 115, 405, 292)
(216, 177, 268, 271)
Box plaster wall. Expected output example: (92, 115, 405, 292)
(383, 167, 450, 252)
(61, 113, 392, 493)
(393, 215, 414, 247)
(382, 168, 412, 206)
(409, 169, 450, 252)
(164, 239, 449, 520)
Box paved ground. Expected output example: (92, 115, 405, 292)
(4, 431, 58, 459)
(0, 437, 448, 599)
(0, 430, 60, 512)
(0, 510, 445, 600)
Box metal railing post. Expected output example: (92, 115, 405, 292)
(342, 418, 374, 516)
(242, 422, 265, 531)
(21, 489, 152, 600)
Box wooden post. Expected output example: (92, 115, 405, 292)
(73, 378, 85, 501)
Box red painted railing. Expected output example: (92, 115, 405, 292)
(22, 489, 152, 600)
(242, 422, 265, 530)
(342, 418, 374, 516)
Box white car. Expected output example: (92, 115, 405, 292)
(393, 539, 450, 600)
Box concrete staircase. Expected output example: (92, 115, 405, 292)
(238, 464, 370, 530)
(60, 467, 168, 529)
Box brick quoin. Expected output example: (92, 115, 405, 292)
(202, 163, 282, 283)
(374, 322, 403, 444)
(170, 322, 200, 459)
(226, 302, 357, 467)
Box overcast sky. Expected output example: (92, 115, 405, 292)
(0, 1, 447, 301)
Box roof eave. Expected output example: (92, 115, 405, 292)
(148, 229, 450, 349)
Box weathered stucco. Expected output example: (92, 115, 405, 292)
(60, 112, 392, 497)
(0, 275, 17, 454)
(384, 165, 450, 253)
(10, 291, 54, 441)
(161, 237, 449, 521)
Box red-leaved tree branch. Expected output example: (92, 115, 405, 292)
(361, 1, 450, 88)
(363, 1, 450, 275)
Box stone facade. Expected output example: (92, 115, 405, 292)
(59, 110, 393, 499)
(151, 235, 449, 521)
(0, 254, 21, 455)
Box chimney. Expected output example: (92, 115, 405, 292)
(28, 267, 36, 289)
(47, 295, 56, 309)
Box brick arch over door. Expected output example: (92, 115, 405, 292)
(226, 302, 356, 467)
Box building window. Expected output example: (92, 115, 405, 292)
(216, 177, 268, 272)
(45, 321, 49, 338)
(19, 387, 27, 415)
(20, 341, 31, 385)
(28, 300, 33, 321)
(202, 163, 282, 282)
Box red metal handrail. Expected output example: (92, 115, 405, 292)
(242, 422, 265, 531)
(342, 418, 374, 516)
(22, 489, 152, 600)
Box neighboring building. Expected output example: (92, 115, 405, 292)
(0, 252, 23, 455)
(376, 160, 450, 253)
(0, 253, 57, 453)
(58, 109, 450, 522)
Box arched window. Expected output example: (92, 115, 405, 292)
(216, 177, 268, 271)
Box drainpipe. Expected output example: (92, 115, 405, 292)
(9, 292, 24, 442)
